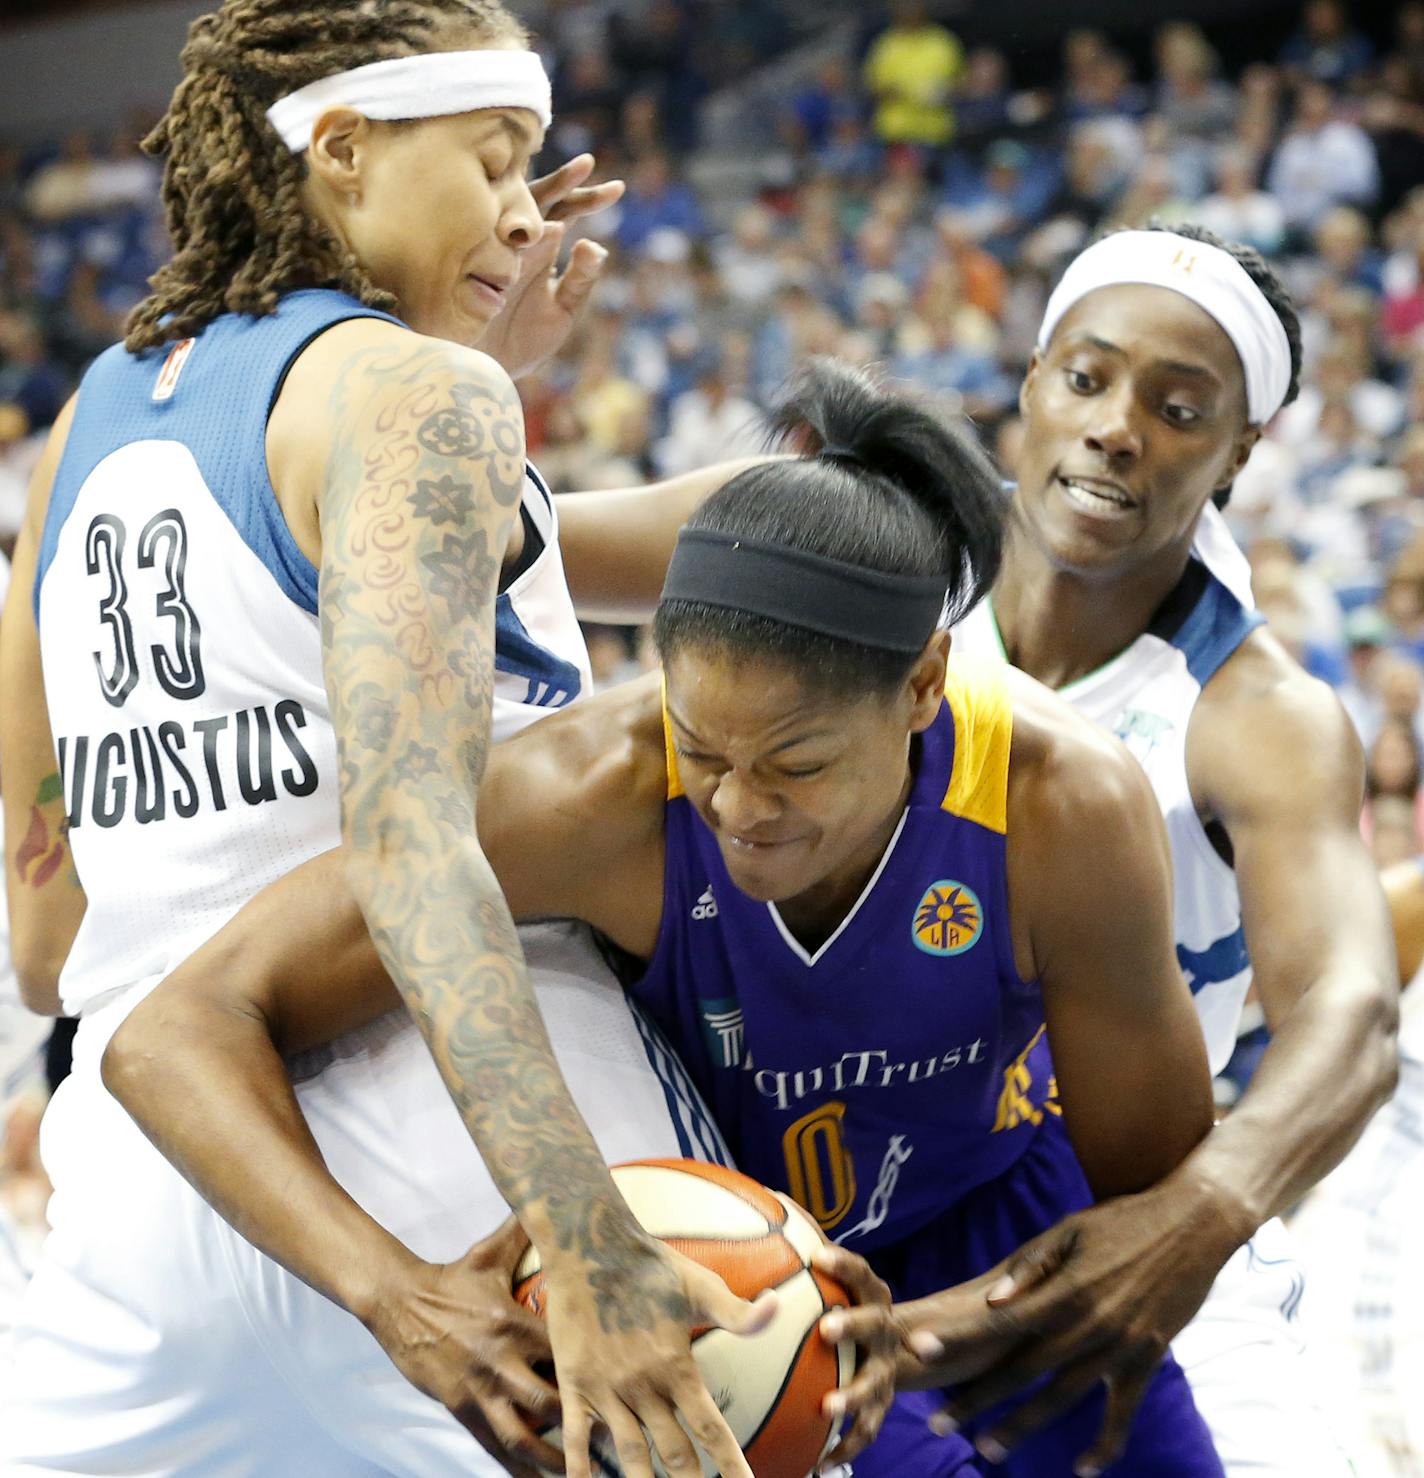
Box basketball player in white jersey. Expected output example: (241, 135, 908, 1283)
(0, 4, 797, 1475)
(1286, 859, 1424, 1474)
(938, 224, 1398, 1475)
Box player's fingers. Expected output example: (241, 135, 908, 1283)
(987, 1224, 1080, 1305)
(517, 221, 565, 283)
(545, 179, 626, 222)
(972, 1353, 1118, 1463)
(470, 1395, 566, 1475)
(938, 1331, 1111, 1429)
(552, 240, 609, 319)
(602, 1395, 660, 1478)
(819, 1360, 895, 1466)
(1071, 1363, 1156, 1478)
(669, 1383, 756, 1478)
(558, 1400, 597, 1478)
(529, 154, 593, 209)
(812, 1243, 893, 1309)
(630, 1394, 707, 1477)
(679, 1257, 778, 1336)
(492, 1358, 560, 1419)
(818, 1301, 896, 1349)
(448, 1399, 548, 1478)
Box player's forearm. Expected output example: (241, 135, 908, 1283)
(1174, 965, 1398, 1232)
(347, 837, 630, 1264)
(102, 987, 419, 1325)
(558, 456, 789, 623)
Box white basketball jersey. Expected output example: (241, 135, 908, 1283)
(34, 290, 591, 1019)
(955, 505, 1262, 1074)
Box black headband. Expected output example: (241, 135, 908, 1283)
(660, 528, 948, 654)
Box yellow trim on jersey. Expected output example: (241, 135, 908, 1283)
(941, 655, 1012, 834)
(660, 675, 685, 800)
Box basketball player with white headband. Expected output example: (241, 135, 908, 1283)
(0, 4, 859, 1475)
(937, 224, 1399, 1474)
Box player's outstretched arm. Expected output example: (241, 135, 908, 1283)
(1, 397, 86, 1015)
(895, 701, 1218, 1475)
(316, 335, 767, 1478)
(1169, 646, 1398, 1202)
(554, 458, 789, 624)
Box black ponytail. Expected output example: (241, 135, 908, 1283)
(655, 358, 1007, 697)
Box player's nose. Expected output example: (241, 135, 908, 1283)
(709, 769, 779, 834)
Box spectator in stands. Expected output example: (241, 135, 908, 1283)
(607, 0, 701, 151)
(782, 56, 860, 162)
(862, 0, 963, 148)
(891, 309, 1013, 419)
(1267, 80, 1380, 239)
(1278, 0, 1376, 90)
(655, 348, 762, 476)
(714, 204, 783, 311)
(1366, 793, 1418, 865)
(1198, 144, 1286, 255)
(0, 312, 66, 444)
(1068, 46, 1150, 124)
(1236, 61, 1287, 157)
(1058, 29, 1110, 120)
(1337, 606, 1395, 744)
(1313, 205, 1384, 296)
(951, 47, 1017, 141)
(1153, 22, 1239, 159)
(1382, 212, 1424, 362)
(612, 151, 704, 255)
(1366, 721, 1423, 844)
(1111, 152, 1196, 231)
(948, 138, 1049, 262)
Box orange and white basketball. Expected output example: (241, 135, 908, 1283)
(513, 1159, 856, 1478)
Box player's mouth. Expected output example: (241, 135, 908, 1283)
(466, 274, 512, 309)
(725, 832, 803, 852)
(1057, 474, 1139, 518)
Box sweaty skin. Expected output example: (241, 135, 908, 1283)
(103, 647, 1215, 1466)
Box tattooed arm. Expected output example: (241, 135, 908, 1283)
(1, 398, 85, 1014)
(298, 322, 768, 1478)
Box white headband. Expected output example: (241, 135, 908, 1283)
(265, 50, 552, 155)
(1037, 230, 1292, 424)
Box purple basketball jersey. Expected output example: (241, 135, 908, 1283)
(630, 661, 1058, 1252)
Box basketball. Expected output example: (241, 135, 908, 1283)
(513, 1159, 856, 1478)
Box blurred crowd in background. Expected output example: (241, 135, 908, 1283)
(2, 0, 1424, 1356)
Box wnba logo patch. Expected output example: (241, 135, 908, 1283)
(912, 880, 983, 956)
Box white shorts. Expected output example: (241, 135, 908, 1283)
(1286, 1046, 1424, 1478)
(0, 921, 725, 1476)
(1173, 1217, 1355, 1477)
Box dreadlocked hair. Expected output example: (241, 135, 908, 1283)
(124, 0, 525, 354)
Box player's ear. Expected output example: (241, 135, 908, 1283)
(1019, 348, 1043, 418)
(1216, 423, 1262, 493)
(906, 631, 949, 732)
(305, 108, 371, 202)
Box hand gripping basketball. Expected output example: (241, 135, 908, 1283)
(515, 1161, 858, 1478)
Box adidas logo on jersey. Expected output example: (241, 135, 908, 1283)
(692, 885, 718, 921)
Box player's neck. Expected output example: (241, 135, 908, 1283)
(991, 521, 1193, 690)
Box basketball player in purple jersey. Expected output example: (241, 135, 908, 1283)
(105, 361, 1226, 1474)
(943, 225, 1397, 1476)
